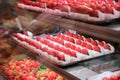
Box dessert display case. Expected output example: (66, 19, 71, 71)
(0, 0, 120, 80)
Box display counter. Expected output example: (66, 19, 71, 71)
(0, 0, 120, 80)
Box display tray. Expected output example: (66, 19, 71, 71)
(17, 0, 120, 24)
(12, 26, 117, 67)
(87, 70, 120, 80)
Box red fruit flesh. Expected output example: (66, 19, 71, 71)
(93, 46, 100, 52)
(76, 40, 82, 45)
(81, 49, 88, 55)
(81, 42, 87, 47)
(86, 44, 92, 50)
(103, 44, 110, 50)
(75, 47, 81, 52)
(91, 40, 97, 45)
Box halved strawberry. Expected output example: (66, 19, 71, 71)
(81, 42, 87, 47)
(42, 47, 48, 52)
(33, 41, 40, 49)
(73, 34, 78, 38)
(56, 33, 61, 38)
(103, 44, 110, 50)
(42, 39, 48, 44)
(36, 36, 41, 41)
(65, 49, 71, 55)
(85, 38, 92, 43)
(78, 36, 83, 40)
(69, 38, 74, 43)
(76, 40, 82, 45)
(65, 31, 71, 35)
(86, 44, 92, 50)
(64, 36, 69, 41)
(23, 31, 28, 36)
(70, 44, 76, 50)
(60, 47, 65, 53)
(98, 41, 104, 46)
(48, 50, 54, 55)
(46, 35, 51, 39)
(91, 40, 97, 45)
(75, 47, 81, 52)
(81, 49, 88, 55)
(61, 35, 65, 39)
(70, 51, 76, 57)
(59, 40, 64, 45)
(65, 43, 71, 48)
(55, 45, 60, 50)
(57, 54, 65, 61)
(93, 46, 100, 52)
(53, 50, 58, 57)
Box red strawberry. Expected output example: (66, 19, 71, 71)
(42, 47, 48, 52)
(64, 36, 69, 41)
(43, 39, 48, 44)
(65, 43, 71, 48)
(23, 31, 28, 36)
(81, 49, 88, 55)
(86, 44, 92, 50)
(102, 77, 109, 80)
(70, 51, 76, 57)
(27, 39, 33, 45)
(65, 31, 71, 35)
(70, 44, 76, 50)
(91, 40, 97, 45)
(81, 42, 87, 47)
(59, 40, 64, 45)
(49, 43, 54, 48)
(46, 35, 51, 39)
(103, 44, 110, 50)
(55, 45, 60, 50)
(66, 31, 73, 37)
(75, 47, 81, 52)
(15, 34, 23, 41)
(33, 41, 40, 49)
(65, 49, 71, 55)
(61, 47, 65, 52)
(61, 35, 65, 39)
(53, 50, 58, 57)
(57, 54, 65, 61)
(48, 50, 54, 55)
(98, 42, 104, 46)
(69, 33, 73, 37)
(76, 40, 82, 45)
(78, 36, 83, 40)
(50, 36, 55, 41)
(85, 38, 92, 43)
(93, 46, 100, 52)
(39, 38, 44, 43)
(57, 33, 61, 37)
(69, 38, 74, 43)
(73, 34, 78, 38)
(36, 36, 41, 41)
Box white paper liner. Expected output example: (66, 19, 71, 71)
(102, 43, 115, 54)
(113, 8, 120, 18)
